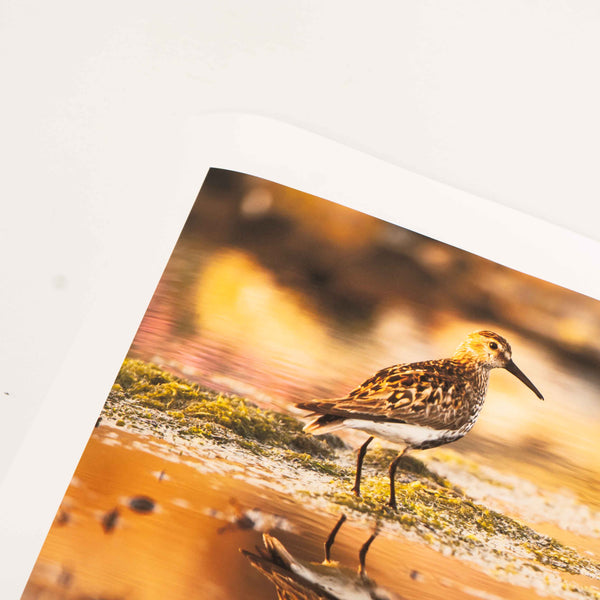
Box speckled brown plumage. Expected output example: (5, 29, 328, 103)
(297, 331, 543, 508)
(302, 358, 488, 435)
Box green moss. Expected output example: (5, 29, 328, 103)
(109, 358, 337, 459)
(283, 450, 347, 476)
(112, 359, 202, 409)
(329, 473, 600, 578)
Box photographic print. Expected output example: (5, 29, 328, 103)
(23, 168, 600, 599)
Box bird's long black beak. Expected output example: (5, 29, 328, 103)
(504, 359, 544, 400)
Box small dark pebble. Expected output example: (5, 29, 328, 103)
(410, 570, 424, 582)
(158, 469, 166, 481)
(217, 514, 255, 534)
(57, 567, 73, 588)
(102, 507, 120, 533)
(55, 510, 70, 526)
(235, 514, 256, 530)
(95, 417, 102, 428)
(128, 496, 156, 514)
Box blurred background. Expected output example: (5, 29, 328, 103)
(131, 168, 600, 506)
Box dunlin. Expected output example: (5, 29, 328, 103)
(297, 331, 543, 509)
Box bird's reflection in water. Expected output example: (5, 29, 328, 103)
(242, 514, 401, 600)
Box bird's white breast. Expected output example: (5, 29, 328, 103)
(342, 419, 458, 447)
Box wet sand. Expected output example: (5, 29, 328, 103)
(23, 422, 600, 600)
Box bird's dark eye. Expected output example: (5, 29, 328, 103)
(489, 342, 498, 350)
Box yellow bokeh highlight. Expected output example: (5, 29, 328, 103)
(196, 250, 327, 368)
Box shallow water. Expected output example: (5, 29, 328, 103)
(24, 424, 596, 600)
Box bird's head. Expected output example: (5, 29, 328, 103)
(453, 330, 544, 400)
(454, 330, 512, 367)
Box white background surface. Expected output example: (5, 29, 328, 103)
(1, 2, 599, 597)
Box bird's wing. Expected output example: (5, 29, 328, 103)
(298, 360, 472, 430)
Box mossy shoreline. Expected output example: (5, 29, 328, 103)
(102, 358, 600, 599)
(107, 359, 346, 474)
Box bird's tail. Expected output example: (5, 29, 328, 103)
(303, 413, 346, 434)
(296, 401, 346, 434)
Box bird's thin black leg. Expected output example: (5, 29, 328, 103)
(358, 530, 378, 579)
(323, 513, 347, 563)
(352, 436, 374, 497)
(388, 448, 407, 509)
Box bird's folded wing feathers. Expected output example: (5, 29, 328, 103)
(297, 361, 471, 430)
